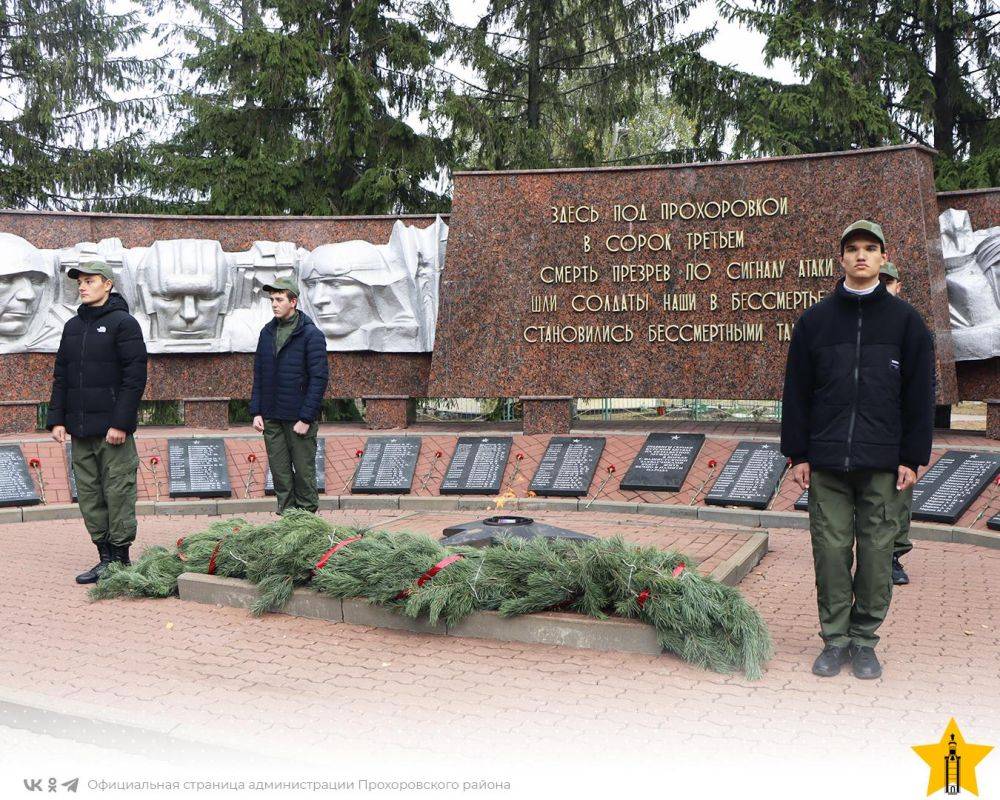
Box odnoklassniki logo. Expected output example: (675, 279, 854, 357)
(913, 719, 993, 796)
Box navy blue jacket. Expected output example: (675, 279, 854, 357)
(780, 279, 935, 473)
(46, 293, 148, 438)
(249, 312, 329, 423)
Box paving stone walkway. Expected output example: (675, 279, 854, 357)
(2, 508, 998, 791)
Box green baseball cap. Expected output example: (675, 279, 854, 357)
(67, 260, 115, 281)
(840, 219, 886, 249)
(880, 262, 900, 281)
(262, 276, 299, 297)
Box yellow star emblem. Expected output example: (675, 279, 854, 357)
(912, 718, 993, 796)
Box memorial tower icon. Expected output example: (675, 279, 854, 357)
(946, 733, 961, 794)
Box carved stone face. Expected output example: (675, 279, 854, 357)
(0, 271, 47, 336)
(140, 241, 231, 340)
(0, 233, 51, 340)
(301, 241, 417, 347)
(303, 275, 378, 338)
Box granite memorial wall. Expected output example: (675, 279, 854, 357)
(429, 145, 959, 403)
(0, 146, 998, 436)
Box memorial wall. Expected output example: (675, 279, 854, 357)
(429, 145, 962, 402)
(0, 211, 444, 430)
(0, 146, 998, 436)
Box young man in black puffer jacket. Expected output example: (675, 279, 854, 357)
(781, 220, 935, 680)
(46, 261, 148, 584)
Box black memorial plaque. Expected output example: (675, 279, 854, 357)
(705, 441, 787, 509)
(168, 438, 232, 498)
(352, 436, 422, 494)
(911, 450, 1000, 524)
(439, 437, 512, 495)
(794, 490, 808, 511)
(619, 433, 705, 492)
(0, 445, 40, 508)
(988, 513, 1000, 532)
(528, 437, 606, 497)
(265, 438, 326, 495)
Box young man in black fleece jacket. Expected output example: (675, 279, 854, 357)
(46, 261, 148, 584)
(781, 220, 935, 679)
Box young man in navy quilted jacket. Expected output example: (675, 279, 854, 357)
(250, 277, 329, 514)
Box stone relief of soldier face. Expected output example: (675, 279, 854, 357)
(301, 240, 420, 349)
(138, 240, 232, 341)
(304, 275, 378, 338)
(0, 233, 52, 342)
(0, 271, 47, 336)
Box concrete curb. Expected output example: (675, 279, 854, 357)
(6, 496, 998, 551)
(177, 573, 669, 656)
(710, 532, 769, 587)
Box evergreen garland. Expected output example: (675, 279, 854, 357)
(91, 511, 772, 679)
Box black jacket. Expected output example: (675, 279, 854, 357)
(249, 312, 329, 423)
(46, 294, 148, 438)
(780, 279, 935, 473)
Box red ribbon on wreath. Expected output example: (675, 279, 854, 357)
(395, 554, 464, 599)
(313, 535, 363, 573)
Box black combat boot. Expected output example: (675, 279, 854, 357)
(849, 644, 883, 679)
(811, 644, 851, 677)
(108, 543, 131, 567)
(75, 541, 112, 584)
(892, 555, 909, 585)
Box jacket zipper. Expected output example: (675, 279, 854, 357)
(79, 320, 89, 426)
(844, 297, 863, 470)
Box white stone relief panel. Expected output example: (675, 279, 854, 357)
(940, 209, 1000, 361)
(0, 217, 447, 353)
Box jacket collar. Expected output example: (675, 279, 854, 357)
(265, 310, 314, 336)
(77, 292, 129, 321)
(834, 277, 889, 305)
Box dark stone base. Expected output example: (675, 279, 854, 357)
(988, 401, 999, 440)
(363, 396, 415, 429)
(521, 397, 573, 434)
(183, 398, 230, 429)
(0, 401, 38, 434)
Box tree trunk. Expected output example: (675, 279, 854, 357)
(932, 0, 957, 158)
(526, 0, 541, 129)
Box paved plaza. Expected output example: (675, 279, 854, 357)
(1, 504, 998, 796)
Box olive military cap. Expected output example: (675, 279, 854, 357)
(879, 262, 900, 281)
(262, 276, 300, 297)
(67, 260, 115, 281)
(840, 219, 886, 249)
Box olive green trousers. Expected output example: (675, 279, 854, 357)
(808, 469, 913, 648)
(263, 420, 319, 514)
(71, 435, 139, 546)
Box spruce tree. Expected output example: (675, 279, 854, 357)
(432, 0, 709, 170)
(669, 0, 999, 188)
(148, 0, 448, 214)
(0, 0, 156, 209)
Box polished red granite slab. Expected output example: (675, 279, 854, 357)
(429, 145, 958, 403)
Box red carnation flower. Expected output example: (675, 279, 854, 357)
(708, 459, 717, 469)
(607, 465, 616, 474)
(150, 456, 160, 466)
(435, 450, 443, 458)
(355, 449, 364, 458)
(247, 453, 257, 463)
(516, 453, 525, 461)
(29, 458, 40, 468)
